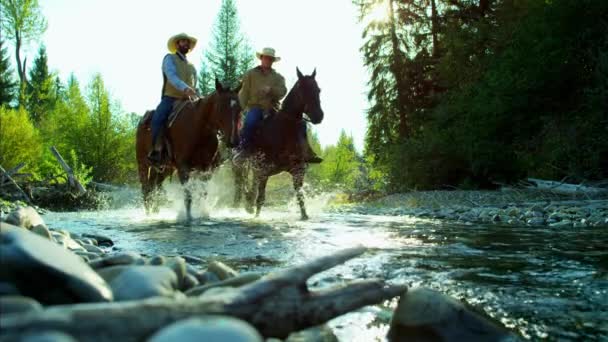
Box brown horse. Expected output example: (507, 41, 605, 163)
(233, 68, 324, 220)
(136, 80, 241, 221)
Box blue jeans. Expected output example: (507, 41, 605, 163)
(240, 107, 264, 149)
(151, 96, 176, 146)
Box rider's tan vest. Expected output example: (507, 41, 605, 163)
(162, 53, 196, 99)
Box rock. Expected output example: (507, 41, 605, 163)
(31, 224, 53, 241)
(0, 282, 21, 295)
(82, 244, 105, 255)
(526, 217, 545, 226)
(19, 331, 78, 342)
(208, 261, 238, 280)
(388, 288, 517, 342)
(550, 220, 572, 228)
(109, 265, 181, 301)
(149, 255, 166, 265)
(0, 295, 42, 315)
(147, 316, 263, 342)
(4, 206, 45, 230)
(0, 227, 113, 304)
(88, 252, 142, 269)
(165, 257, 187, 289)
(182, 273, 199, 291)
(82, 233, 114, 247)
(286, 325, 338, 342)
(74, 251, 101, 261)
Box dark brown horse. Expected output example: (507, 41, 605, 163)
(233, 68, 324, 220)
(136, 80, 241, 221)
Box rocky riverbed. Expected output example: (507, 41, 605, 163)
(0, 205, 517, 342)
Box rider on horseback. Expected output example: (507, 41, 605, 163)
(148, 33, 199, 165)
(234, 47, 322, 164)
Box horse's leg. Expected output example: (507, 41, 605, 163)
(177, 166, 193, 222)
(231, 162, 244, 208)
(292, 167, 308, 220)
(255, 174, 269, 218)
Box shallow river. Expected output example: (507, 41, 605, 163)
(42, 196, 608, 341)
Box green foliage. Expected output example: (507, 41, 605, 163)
(203, 0, 254, 89)
(26, 44, 55, 124)
(317, 131, 362, 190)
(0, 106, 42, 172)
(358, 0, 608, 190)
(0, 39, 17, 106)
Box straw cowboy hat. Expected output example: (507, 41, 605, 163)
(256, 47, 281, 62)
(167, 33, 198, 53)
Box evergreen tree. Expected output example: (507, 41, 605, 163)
(204, 0, 254, 89)
(0, 39, 17, 106)
(26, 44, 54, 124)
(197, 58, 214, 96)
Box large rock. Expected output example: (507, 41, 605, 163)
(108, 265, 181, 301)
(207, 261, 238, 280)
(147, 316, 263, 342)
(0, 227, 113, 304)
(0, 295, 42, 315)
(88, 252, 143, 269)
(388, 288, 518, 342)
(4, 206, 45, 230)
(19, 331, 78, 342)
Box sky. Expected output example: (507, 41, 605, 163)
(22, 0, 373, 151)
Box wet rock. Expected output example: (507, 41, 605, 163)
(0, 295, 42, 315)
(19, 331, 78, 342)
(88, 252, 142, 269)
(0, 282, 20, 295)
(149, 255, 166, 265)
(208, 261, 238, 280)
(286, 325, 338, 342)
(182, 273, 199, 291)
(526, 217, 545, 226)
(82, 233, 114, 247)
(165, 257, 187, 289)
(75, 251, 101, 261)
(31, 224, 53, 241)
(550, 220, 572, 228)
(148, 316, 262, 342)
(4, 206, 45, 230)
(0, 228, 113, 304)
(109, 265, 181, 301)
(82, 244, 105, 255)
(388, 288, 517, 342)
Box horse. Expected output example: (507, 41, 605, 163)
(232, 68, 324, 220)
(135, 79, 241, 221)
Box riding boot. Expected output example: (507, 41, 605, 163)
(301, 139, 323, 163)
(147, 128, 165, 166)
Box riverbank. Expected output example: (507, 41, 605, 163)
(334, 189, 608, 228)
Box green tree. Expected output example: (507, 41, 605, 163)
(197, 58, 214, 96)
(26, 44, 54, 124)
(204, 0, 254, 89)
(0, 106, 42, 171)
(0, 39, 17, 106)
(319, 131, 361, 189)
(0, 0, 47, 105)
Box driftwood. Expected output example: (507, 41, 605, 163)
(0, 162, 26, 185)
(0, 165, 31, 203)
(525, 178, 608, 196)
(49, 146, 86, 195)
(0, 247, 407, 341)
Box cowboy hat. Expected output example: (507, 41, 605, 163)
(167, 33, 198, 53)
(256, 47, 281, 62)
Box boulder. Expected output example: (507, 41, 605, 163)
(4, 206, 45, 230)
(388, 288, 518, 342)
(0, 228, 113, 304)
(147, 316, 262, 342)
(0, 295, 42, 315)
(208, 261, 238, 280)
(109, 265, 181, 301)
(88, 252, 142, 269)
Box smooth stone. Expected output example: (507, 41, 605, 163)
(286, 325, 338, 342)
(20, 331, 78, 342)
(75, 251, 101, 261)
(82, 233, 113, 247)
(89, 252, 142, 269)
(81, 238, 97, 246)
(82, 244, 105, 255)
(526, 217, 545, 226)
(149, 255, 166, 265)
(4, 206, 45, 230)
(182, 273, 199, 291)
(0, 295, 42, 314)
(0, 228, 113, 304)
(147, 316, 262, 342)
(109, 265, 180, 301)
(208, 261, 238, 280)
(0, 282, 21, 295)
(388, 288, 517, 342)
(165, 257, 187, 289)
(31, 224, 53, 241)
(550, 220, 572, 228)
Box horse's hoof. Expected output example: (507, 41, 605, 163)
(301, 214, 309, 221)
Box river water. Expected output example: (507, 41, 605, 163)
(41, 190, 608, 341)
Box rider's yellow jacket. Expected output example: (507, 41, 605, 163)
(238, 66, 287, 111)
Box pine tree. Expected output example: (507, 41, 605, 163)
(197, 58, 214, 96)
(26, 44, 54, 124)
(204, 0, 254, 89)
(0, 39, 17, 106)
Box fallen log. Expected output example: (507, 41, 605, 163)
(0, 165, 32, 203)
(49, 146, 86, 195)
(0, 247, 407, 341)
(525, 178, 608, 196)
(0, 163, 26, 185)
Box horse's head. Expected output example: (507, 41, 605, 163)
(295, 67, 324, 124)
(210, 79, 241, 148)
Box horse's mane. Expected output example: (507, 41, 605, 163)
(280, 81, 300, 114)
